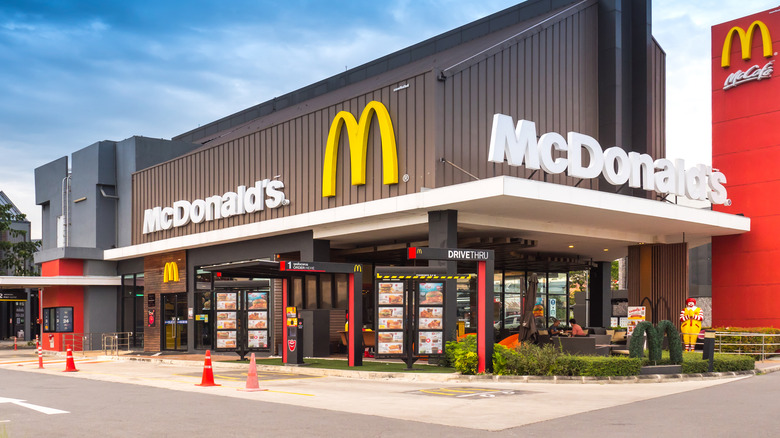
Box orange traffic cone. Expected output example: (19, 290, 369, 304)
(195, 350, 220, 387)
(37, 342, 44, 369)
(63, 345, 78, 372)
(239, 353, 267, 392)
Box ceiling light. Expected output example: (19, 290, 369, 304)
(568, 245, 574, 248)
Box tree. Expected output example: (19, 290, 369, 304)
(0, 203, 40, 276)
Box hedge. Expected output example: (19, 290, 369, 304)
(444, 337, 755, 376)
(554, 355, 641, 376)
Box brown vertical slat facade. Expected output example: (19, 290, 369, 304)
(441, 3, 599, 189)
(132, 3, 607, 245)
(272, 278, 283, 355)
(142, 251, 186, 352)
(628, 243, 688, 328)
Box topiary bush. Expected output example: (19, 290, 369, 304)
(629, 320, 683, 364)
(510, 343, 564, 376)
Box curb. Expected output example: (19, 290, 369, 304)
(47, 352, 778, 384)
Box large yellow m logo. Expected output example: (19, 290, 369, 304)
(721, 20, 773, 68)
(322, 101, 398, 198)
(163, 262, 179, 283)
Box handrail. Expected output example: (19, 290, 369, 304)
(102, 332, 133, 356)
(714, 332, 780, 361)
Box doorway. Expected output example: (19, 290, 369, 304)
(163, 293, 188, 351)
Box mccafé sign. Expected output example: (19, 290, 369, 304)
(143, 178, 288, 234)
(721, 20, 774, 90)
(488, 115, 729, 205)
(322, 101, 398, 197)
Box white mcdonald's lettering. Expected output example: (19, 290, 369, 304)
(143, 178, 288, 234)
(487, 115, 729, 205)
(723, 60, 774, 90)
(447, 250, 489, 260)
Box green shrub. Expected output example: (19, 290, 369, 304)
(555, 355, 641, 376)
(509, 343, 564, 376)
(444, 335, 478, 374)
(492, 344, 514, 375)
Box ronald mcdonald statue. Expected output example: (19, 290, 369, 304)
(680, 298, 704, 352)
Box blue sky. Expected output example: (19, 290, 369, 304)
(1, 0, 778, 239)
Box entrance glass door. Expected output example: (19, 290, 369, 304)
(163, 293, 188, 351)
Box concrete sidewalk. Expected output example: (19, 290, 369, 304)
(15, 344, 779, 383)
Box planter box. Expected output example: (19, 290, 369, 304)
(640, 365, 682, 375)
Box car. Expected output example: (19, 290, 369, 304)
(494, 315, 522, 330)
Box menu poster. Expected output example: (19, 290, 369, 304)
(378, 318, 404, 329)
(418, 318, 442, 330)
(247, 311, 268, 329)
(377, 331, 404, 355)
(418, 331, 443, 354)
(217, 311, 237, 329)
(378, 282, 404, 305)
(247, 292, 268, 310)
(216, 292, 237, 310)
(216, 331, 237, 349)
(248, 330, 268, 349)
(419, 283, 444, 305)
(378, 307, 403, 318)
(626, 306, 646, 336)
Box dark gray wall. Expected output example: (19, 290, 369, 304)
(689, 243, 712, 298)
(84, 286, 118, 333)
(35, 136, 199, 255)
(71, 141, 117, 249)
(34, 156, 68, 251)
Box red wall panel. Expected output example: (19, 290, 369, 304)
(711, 7, 780, 328)
(40, 286, 84, 351)
(41, 259, 83, 277)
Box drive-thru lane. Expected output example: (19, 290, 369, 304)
(0, 349, 757, 433)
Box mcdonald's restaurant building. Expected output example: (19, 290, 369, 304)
(32, 0, 753, 356)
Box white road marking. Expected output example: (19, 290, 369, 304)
(0, 397, 69, 415)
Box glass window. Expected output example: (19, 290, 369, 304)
(530, 273, 547, 330)
(502, 271, 524, 331)
(335, 274, 348, 309)
(293, 277, 304, 309)
(320, 274, 333, 309)
(456, 277, 475, 330)
(305, 275, 317, 308)
(569, 270, 589, 327)
(548, 273, 567, 327)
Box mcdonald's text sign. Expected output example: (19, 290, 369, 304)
(322, 101, 398, 197)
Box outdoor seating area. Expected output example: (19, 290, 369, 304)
(530, 328, 629, 356)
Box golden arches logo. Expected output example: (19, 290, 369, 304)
(353, 265, 362, 273)
(721, 20, 773, 68)
(163, 262, 179, 283)
(322, 101, 398, 197)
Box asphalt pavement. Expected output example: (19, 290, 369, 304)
(2, 345, 779, 435)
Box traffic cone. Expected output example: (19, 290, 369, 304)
(63, 345, 78, 372)
(195, 350, 220, 387)
(37, 342, 44, 369)
(239, 353, 267, 392)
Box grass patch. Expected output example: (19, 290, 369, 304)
(219, 357, 455, 373)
